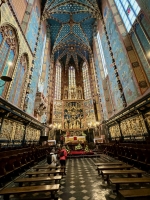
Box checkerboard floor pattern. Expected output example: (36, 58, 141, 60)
(59, 156, 114, 200)
(1, 155, 150, 200)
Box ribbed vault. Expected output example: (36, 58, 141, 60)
(42, 0, 100, 69)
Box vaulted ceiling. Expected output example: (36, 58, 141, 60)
(42, 0, 100, 70)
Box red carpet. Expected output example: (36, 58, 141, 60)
(69, 150, 94, 155)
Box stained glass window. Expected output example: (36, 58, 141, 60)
(114, 0, 140, 32)
(68, 66, 76, 99)
(69, 66, 76, 86)
(9, 54, 27, 106)
(54, 62, 61, 100)
(82, 62, 91, 99)
(97, 32, 108, 78)
(0, 25, 17, 96)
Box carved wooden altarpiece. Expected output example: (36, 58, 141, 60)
(63, 100, 84, 132)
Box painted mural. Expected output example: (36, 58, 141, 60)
(100, 28, 123, 111)
(103, 6, 140, 106)
(26, 5, 40, 52)
(25, 25, 46, 115)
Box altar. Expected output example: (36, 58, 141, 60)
(65, 136, 86, 150)
(65, 136, 86, 143)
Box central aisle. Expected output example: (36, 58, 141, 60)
(59, 157, 114, 200)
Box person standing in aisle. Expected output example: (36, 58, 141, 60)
(59, 146, 67, 175)
(48, 148, 57, 168)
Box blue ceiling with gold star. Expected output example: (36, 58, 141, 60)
(42, 0, 100, 69)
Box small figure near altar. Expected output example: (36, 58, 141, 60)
(77, 87, 82, 99)
(64, 90, 68, 99)
(84, 145, 90, 153)
(66, 130, 70, 137)
(75, 143, 82, 150)
(60, 134, 64, 145)
(63, 86, 68, 99)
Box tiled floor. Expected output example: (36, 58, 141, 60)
(1, 155, 150, 200)
(59, 157, 112, 200)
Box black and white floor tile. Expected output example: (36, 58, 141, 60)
(0, 155, 150, 200)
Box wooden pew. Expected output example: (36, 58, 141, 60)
(101, 169, 145, 184)
(0, 146, 51, 185)
(119, 188, 150, 199)
(110, 177, 150, 192)
(94, 162, 124, 166)
(33, 166, 65, 171)
(97, 165, 132, 176)
(14, 175, 62, 186)
(26, 169, 64, 177)
(0, 184, 60, 200)
(94, 162, 124, 170)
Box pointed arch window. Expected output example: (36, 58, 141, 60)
(68, 66, 76, 99)
(97, 32, 108, 78)
(54, 62, 61, 100)
(0, 25, 18, 96)
(114, 0, 140, 32)
(82, 62, 91, 100)
(69, 66, 76, 86)
(9, 54, 28, 107)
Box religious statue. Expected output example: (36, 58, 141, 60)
(64, 90, 68, 99)
(78, 90, 82, 99)
(70, 87, 76, 99)
(76, 86, 82, 99)
(63, 86, 68, 99)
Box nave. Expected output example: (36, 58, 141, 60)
(1, 154, 150, 200)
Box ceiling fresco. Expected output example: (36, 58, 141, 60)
(42, 0, 100, 69)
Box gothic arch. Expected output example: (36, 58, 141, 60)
(8, 53, 29, 107)
(0, 23, 19, 98)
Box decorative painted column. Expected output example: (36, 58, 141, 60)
(93, 32, 114, 119)
(101, 17, 127, 108)
(21, 0, 35, 33)
(24, 19, 43, 114)
(46, 57, 55, 125)
(89, 55, 103, 122)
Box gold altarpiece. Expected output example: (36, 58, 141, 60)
(52, 86, 96, 139)
(63, 100, 84, 131)
(52, 86, 85, 134)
